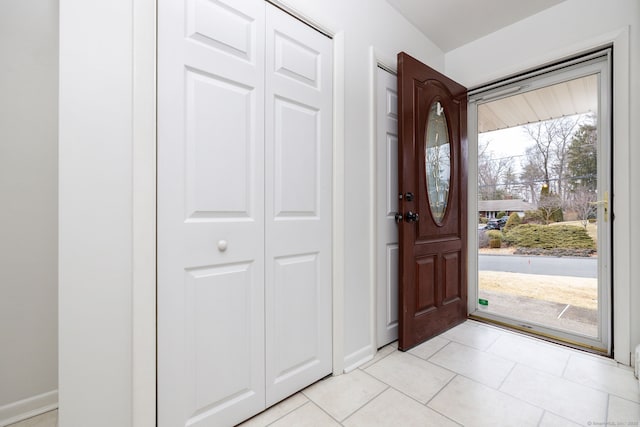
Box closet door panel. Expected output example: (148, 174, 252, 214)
(157, 0, 266, 426)
(265, 5, 333, 406)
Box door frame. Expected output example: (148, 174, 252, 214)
(467, 49, 612, 353)
(365, 29, 633, 369)
(135, 2, 347, 425)
(370, 47, 398, 352)
(464, 29, 632, 364)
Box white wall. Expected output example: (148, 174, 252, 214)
(278, 0, 444, 370)
(445, 0, 640, 364)
(58, 0, 134, 425)
(0, 0, 59, 423)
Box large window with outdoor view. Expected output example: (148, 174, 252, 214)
(469, 49, 611, 354)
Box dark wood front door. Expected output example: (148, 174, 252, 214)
(397, 52, 468, 351)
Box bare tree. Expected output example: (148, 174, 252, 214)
(523, 122, 553, 188)
(539, 189, 564, 224)
(478, 140, 514, 200)
(569, 186, 597, 229)
(523, 117, 579, 203)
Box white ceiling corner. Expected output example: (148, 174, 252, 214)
(386, 0, 567, 52)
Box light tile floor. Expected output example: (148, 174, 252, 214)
(242, 321, 639, 427)
(9, 321, 640, 427)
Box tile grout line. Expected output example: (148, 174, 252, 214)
(261, 399, 311, 427)
(497, 361, 614, 425)
(439, 344, 565, 423)
(496, 357, 519, 390)
(305, 400, 344, 426)
(420, 340, 454, 362)
(337, 384, 390, 425)
(559, 355, 638, 401)
(421, 373, 463, 426)
(452, 370, 571, 425)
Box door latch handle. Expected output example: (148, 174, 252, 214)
(405, 211, 419, 223)
(394, 212, 403, 224)
(589, 191, 609, 222)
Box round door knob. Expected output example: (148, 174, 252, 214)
(217, 240, 228, 251)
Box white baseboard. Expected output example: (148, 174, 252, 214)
(0, 390, 58, 427)
(343, 344, 375, 373)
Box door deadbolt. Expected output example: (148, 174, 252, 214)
(405, 211, 419, 223)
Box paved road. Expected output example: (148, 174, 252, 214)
(478, 254, 597, 278)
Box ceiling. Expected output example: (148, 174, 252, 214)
(478, 74, 597, 133)
(387, 0, 567, 52)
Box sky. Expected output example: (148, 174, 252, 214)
(478, 126, 533, 180)
(477, 112, 594, 173)
(479, 126, 529, 168)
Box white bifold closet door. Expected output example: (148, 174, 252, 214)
(157, 0, 333, 425)
(264, 5, 333, 407)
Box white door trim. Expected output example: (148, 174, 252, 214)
(610, 27, 632, 366)
(132, 0, 156, 425)
(332, 31, 346, 376)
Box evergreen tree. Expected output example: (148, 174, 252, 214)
(567, 123, 597, 191)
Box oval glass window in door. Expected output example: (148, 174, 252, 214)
(425, 100, 451, 223)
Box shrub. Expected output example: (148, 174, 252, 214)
(503, 224, 595, 250)
(496, 211, 506, 219)
(486, 230, 503, 241)
(503, 212, 521, 232)
(523, 210, 544, 224)
(489, 238, 502, 248)
(550, 207, 564, 223)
